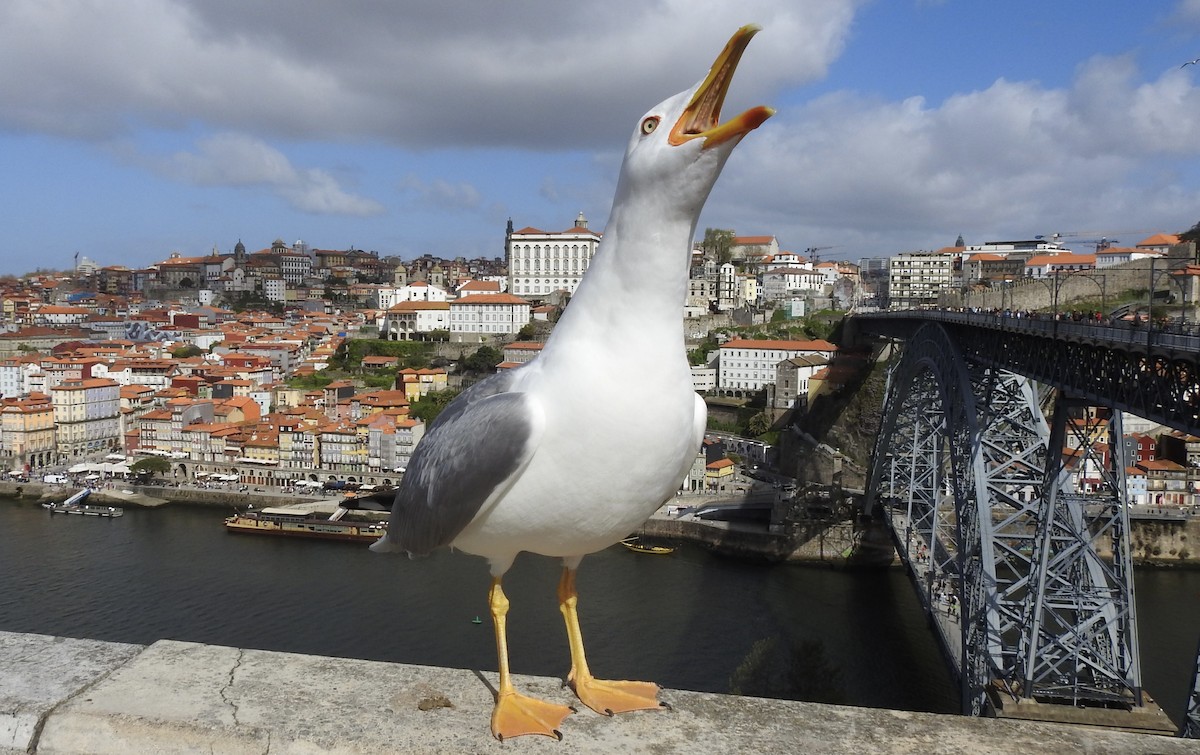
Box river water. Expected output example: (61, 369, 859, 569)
(1, 497, 1196, 725)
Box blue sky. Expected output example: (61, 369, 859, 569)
(4, 0, 1200, 275)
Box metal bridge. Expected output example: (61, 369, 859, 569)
(852, 309, 1199, 735)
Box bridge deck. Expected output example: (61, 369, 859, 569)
(888, 510, 963, 674)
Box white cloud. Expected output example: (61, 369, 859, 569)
(0, 0, 862, 149)
(1171, 0, 1200, 28)
(398, 174, 484, 212)
(705, 56, 1200, 256)
(148, 132, 384, 216)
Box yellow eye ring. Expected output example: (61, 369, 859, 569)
(640, 116, 660, 135)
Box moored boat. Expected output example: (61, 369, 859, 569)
(42, 489, 123, 517)
(224, 507, 386, 542)
(620, 537, 675, 555)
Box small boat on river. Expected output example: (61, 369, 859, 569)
(620, 537, 675, 555)
(42, 489, 124, 517)
(224, 507, 386, 542)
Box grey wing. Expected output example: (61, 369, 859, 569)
(370, 372, 542, 556)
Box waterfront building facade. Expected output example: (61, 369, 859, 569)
(1, 392, 56, 470)
(51, 378, 121, 458)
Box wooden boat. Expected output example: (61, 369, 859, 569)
(224, 507, 386, 542)
(620, 537, 675, 555)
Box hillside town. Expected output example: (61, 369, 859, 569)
(1, 219, 1198, 511)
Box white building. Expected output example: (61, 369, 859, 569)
(1023, 253, 1095, 278)
(262, 277, 287, 302)
(449, 294, 531, 337)
(381, 301, 451, 340)
(717, 338, 837, 393)
(716, 263, 740, 311)
(1096, 247, 1161, 269)
(377, 282, 450, 311)
(507, 213, 601, 298)
(32, 305, 90, 327)
(0, 359, 25, 399)
(278, 250, 312, 284)
(760, 267, 825, 303)
(690, 364, 717, 393)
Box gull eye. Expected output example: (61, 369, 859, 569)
(640, 116, 660, 135)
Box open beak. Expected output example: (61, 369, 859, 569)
(668, 24, 775, 150)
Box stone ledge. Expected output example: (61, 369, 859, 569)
(0, 631, 141, 755)
(4, 631, 1200, 754)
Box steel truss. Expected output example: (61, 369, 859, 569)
(1020, 398, 1142, 707)
(866, 322, 1144, 716)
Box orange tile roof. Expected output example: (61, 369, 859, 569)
(1137, 233, 1180, 247)
(733, 236, 775, 245)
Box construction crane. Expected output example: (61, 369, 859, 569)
(1045, 230, 1158, 253)
(1057, 237, 1118, 253)
(804, 246, 837, 264)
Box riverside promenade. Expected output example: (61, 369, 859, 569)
(5, 631, 1200, 754)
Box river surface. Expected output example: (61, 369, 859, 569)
(1, 497, 1197, 725)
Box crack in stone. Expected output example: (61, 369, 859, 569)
(27, 645, 145, 754)
(219, 648, 245, 727)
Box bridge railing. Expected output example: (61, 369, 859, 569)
(856, 309, 1200, 354)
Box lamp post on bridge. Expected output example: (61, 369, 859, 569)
(1052, 268, 1107, 320)
(1148, 258, 1187, 326)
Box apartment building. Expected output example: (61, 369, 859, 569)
(51, 378, 121, 458)
(1, 392, 56, 470)
(888, 251, 956, 309)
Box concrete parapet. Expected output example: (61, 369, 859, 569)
(5, 630, 1200, 753)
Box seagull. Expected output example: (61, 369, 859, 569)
(371, 24, 773, 741)
(1183, 58, 1200, 67)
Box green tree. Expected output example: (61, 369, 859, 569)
(1180, 220, 1200, 245)
(688, 334, 719, 366)
(171, 344, 203, 359)
(130, 456, 171, 477)
(747, 411, 773, 437)
(702, 228, 736, 265)
(411, 388, 462, 424)
(462, 345, 502, 373)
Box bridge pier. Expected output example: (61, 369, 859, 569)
(864, 321, 1175, 733)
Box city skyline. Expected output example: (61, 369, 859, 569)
(4, 1, 1200, 275)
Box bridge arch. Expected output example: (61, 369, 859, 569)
(866, 323, 997, 714)
(866, 321, 1143, 718)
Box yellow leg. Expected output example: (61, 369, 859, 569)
(558, 567, 666, 716)
(488, 577, 573, 740)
